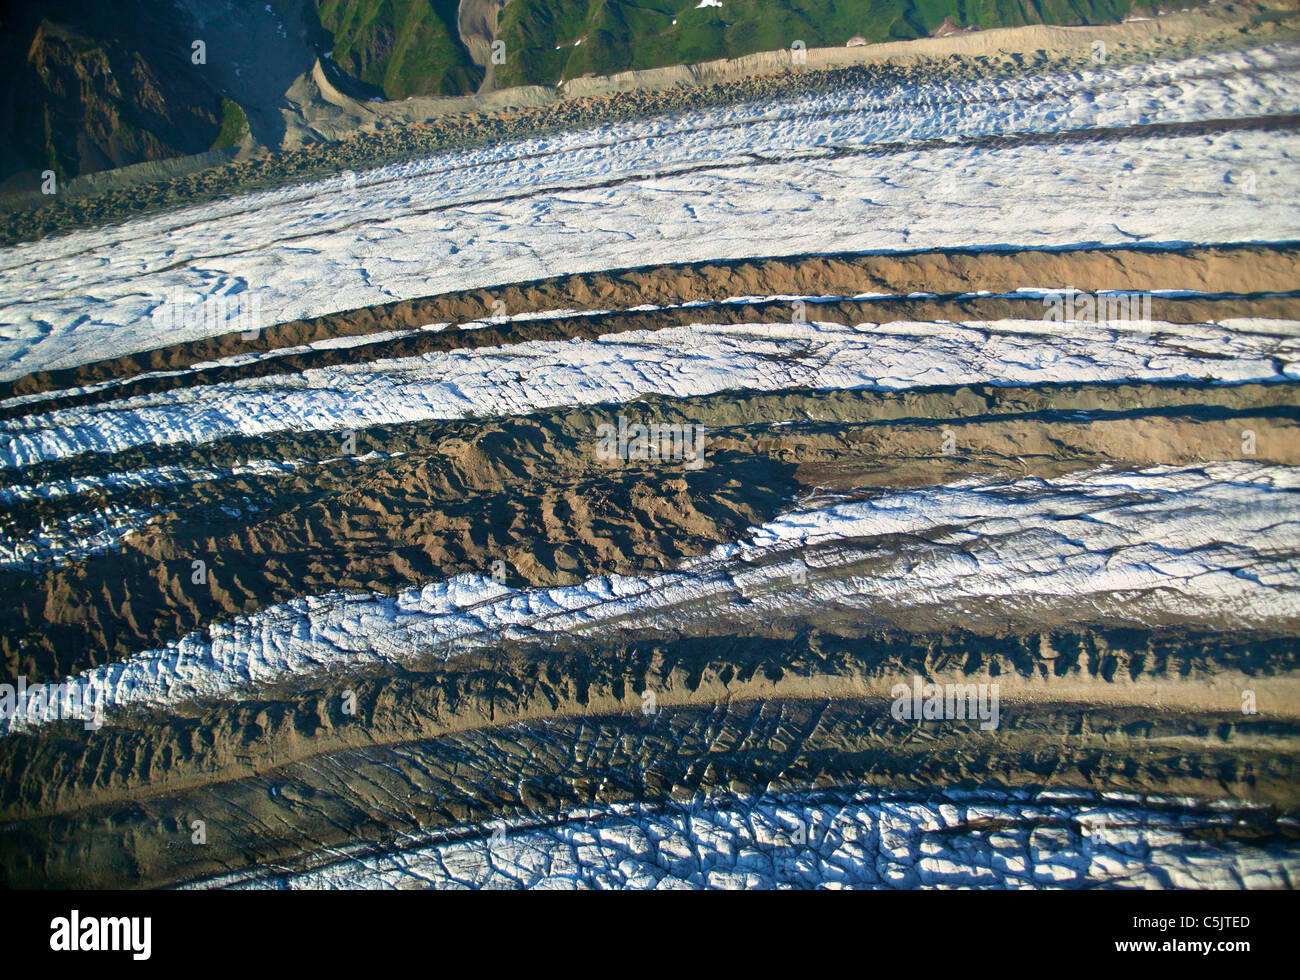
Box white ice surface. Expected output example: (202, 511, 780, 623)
(6, 461, 1297, 735)
(3, 315, 1297, 470)
(0, 502, 158, 571)
(1, 44, 1299, 380)
(0, 457, 307, 505)
(204, 789, 1300, 890)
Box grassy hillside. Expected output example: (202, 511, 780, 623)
(211, 98, 251, 151)
(316, 0, 484, 98)
(495, 0, 1146, 87)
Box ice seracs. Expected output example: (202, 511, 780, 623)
(1, 44, 1298, 381)
(4, 315, 1297, 469)
(6, 461, 1298, 735)
(199, 789, 1300, 890)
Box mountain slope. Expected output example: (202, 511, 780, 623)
(316, 0, 484, 98)
(0, 0, 228, 187)
(494, 0, 1149, 86)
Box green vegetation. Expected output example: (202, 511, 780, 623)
(211, 98, 250, 151)
(495, 0, 1148, 86)
(316, 0, 484, 98)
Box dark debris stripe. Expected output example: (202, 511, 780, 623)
(0, 44, 1278, 248)
(7, 292, 1300, 422)
(51, 114, 1300, 280)
(2, 378, 1298, 685)
(4, 242, 1299, 405)
(2, 672, 1296, 887)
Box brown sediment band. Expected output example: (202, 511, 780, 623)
(4, 242, 1299, 406)
(4, 623, 1296, 820)
(7, 377, 1296, 493)
(2, 379, 1298, 683)
(1, 628, 1296, 888)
